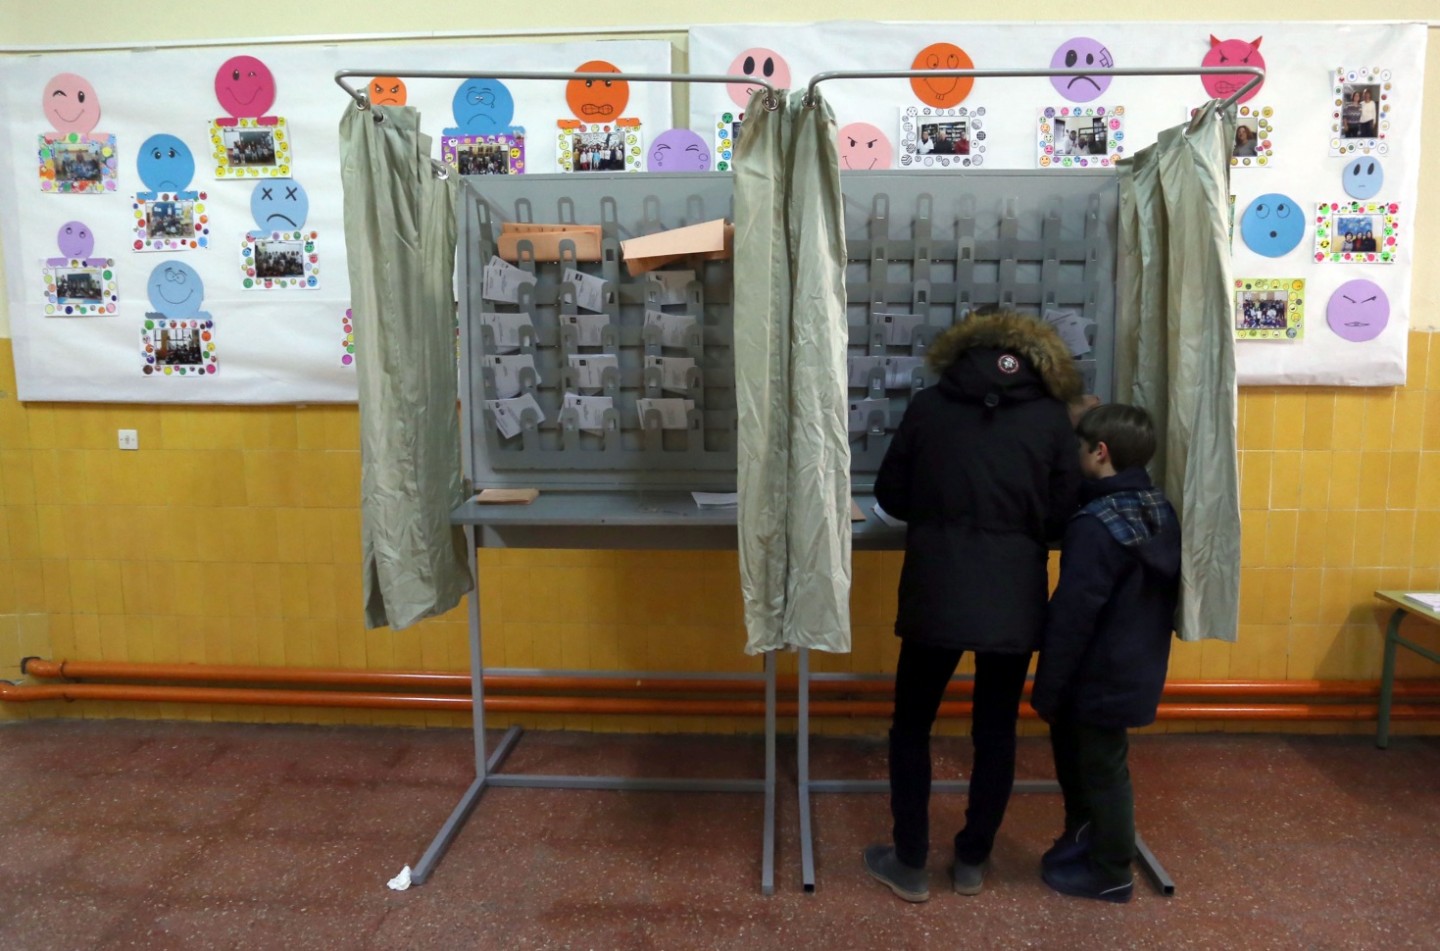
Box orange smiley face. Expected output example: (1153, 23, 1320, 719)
(910, 43, 974, 108)
(567, 60, 629, 120)
(369, 76, 407, 106)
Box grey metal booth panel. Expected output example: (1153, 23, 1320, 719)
(457, 170, 1117, 496)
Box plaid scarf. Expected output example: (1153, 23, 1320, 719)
(1081, 488, 1176, 548)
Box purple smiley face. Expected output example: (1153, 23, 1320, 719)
(648, 129, 711, 172)
(1050, 37, 1113, 102)
(1326, 279, 1389, 343)
(56, 220, 95, 258)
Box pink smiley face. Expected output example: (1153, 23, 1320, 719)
(215, 55, 276, 117)
(1200, 35, 1266, 103)
(838, 123, 893, 170)
(42, 73, 101, 134)
(726, 48, 790, 109)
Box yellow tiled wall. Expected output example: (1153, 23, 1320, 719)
(2, 333, 1439, 734)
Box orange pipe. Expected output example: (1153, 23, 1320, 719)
(1, 680, 1438, 721)
(21, 659, 1440, 700)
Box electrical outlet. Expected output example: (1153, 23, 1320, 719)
(118, 429, 139, 451)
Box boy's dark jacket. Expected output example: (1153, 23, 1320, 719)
(874, 314, 1082, 655)
(1031, 468, 1182, 728)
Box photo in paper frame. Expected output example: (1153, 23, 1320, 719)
(556, 122, 642, 173)
(1191, 103, 1275, 167)
(210, 117, 291, 178)
(132, 194, 209, 252)
(141, 316, 217, 375)
(241, 230, 319, 289)
(1331, 66, 1392, 156)
(900, 106, 987, 168)
(1313, 200, 1399, 264)
(1234, 278, 1305, 341)
(714, 112, 743, 171)
(443, 132, 525, 176)
(1037, 106, 1124, 168)
(38, 133, 117, 193)
(43, 259, 117, 316)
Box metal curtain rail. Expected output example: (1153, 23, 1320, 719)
(335, 68, 781, 111)
(804, 65, 1266, 111)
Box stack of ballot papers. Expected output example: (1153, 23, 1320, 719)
(481, 256, 537, 303)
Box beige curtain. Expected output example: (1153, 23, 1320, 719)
(340, 104, 473, 630)
(1116, 100, 1240, 643)
(734, 88, 852, 654)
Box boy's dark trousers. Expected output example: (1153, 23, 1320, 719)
(889, 640, 1032, 869)
(1048, 716, 1135, 882)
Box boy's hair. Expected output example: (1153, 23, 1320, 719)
(1076, 403, 1157, 471)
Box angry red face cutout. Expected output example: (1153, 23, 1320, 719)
(567, 61, 629, 120)
(370, 77, 408, 106)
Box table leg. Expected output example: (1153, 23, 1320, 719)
(1376, 608, 1404, 749)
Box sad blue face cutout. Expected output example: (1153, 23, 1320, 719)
(137, 134, 195, 194)
(450, 78, 515, 133)
(250, 179, 309, 233)
(1342, 156, 1384, 200)
(147, 261, 204, 318)
(1240, 193, 1304, 257)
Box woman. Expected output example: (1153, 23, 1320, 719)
(1359, 89, 1378, 138)
(862, 311, 1084, 903)
(1233, 124, 1258, 158)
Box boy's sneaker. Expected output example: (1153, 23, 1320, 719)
(951, 858, 987, 895)
(1041, 821, 1091, 870)
(1042, 855, 1134, 904)
(862, 844, 930, 903)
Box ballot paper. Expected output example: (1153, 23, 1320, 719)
(644, 309, 699, 348)
(878, 312, 927, 346)
(479, 312, 533, 353)
(636, 397, 695, 430)
(563, 392, 614, 434)
(646, 269, 696, 305)
(847, 355, 925, 389)
(848, 397, 889, 434)
(560, 313, 610, 347)
(484, 354, 536, 399)
(482, 255, 537, 303)
(567, 354, 618, 392)
(692, 491, 738, 508)
(645, 355, 697, 393)
(562, 266, 609, 313)
(485, 393, 545, 439)
(1044, 307, 1095, 357)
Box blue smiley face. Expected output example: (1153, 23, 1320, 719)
(1240, 193, 1305, 258)
(147, 261, 204, 318)
(137, 134, 195, 193)
(250, 179, 309, 232)
(1342, 156, 1384, 200)
(450, 78, 515, 132)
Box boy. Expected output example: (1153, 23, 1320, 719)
(1031, 403, 1181, 904)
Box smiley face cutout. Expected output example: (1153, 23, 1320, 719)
(648, 129, 711, 171)
(137, 134, 196, 194)
(147, 261, 205, 318)
(215, 55, 277, 119)
(910, 43, 974, 108)
(838, 123, 893, 170)
(1342, 156, 1384, 201)
(1200, 36, 1265, 104)
(1326, 279, 1389, 342)
(370, 77, 408, 107)
(1050, 37, 1113, 103)
(56, 221, 95, 259)
(567, 61, 629, 120)
(449, 78, 516, 133)
(42, 73, 101, 134)
(726, 48, 790, 108)
(250, 179, 309, 233)
(1240, 193, 1304, 258)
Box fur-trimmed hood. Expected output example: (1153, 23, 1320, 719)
(925, 313, 1083, 404)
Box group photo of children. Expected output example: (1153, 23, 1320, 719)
(152, 325, 204, 366)
(1236, 291, 1291, 331)
(457, 141, 514, 176)
(223, 129, 277, 167)
(53, 268, 102, 304)
(915, 120, 971, 155)
(570, 131, 627, 171)
(51, 143, 105, 184)
(146, 200, 194, 239)
(254, 239, 304, 279)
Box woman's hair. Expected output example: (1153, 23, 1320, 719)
(1235, 125, 1252, 143)
(1076, 403, 1157, 471)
